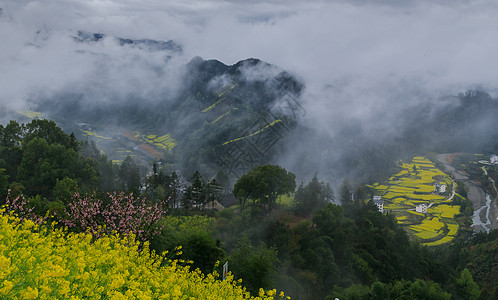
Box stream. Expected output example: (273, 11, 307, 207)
(471, 193, 492, 233)
(437, 153, 498, 233)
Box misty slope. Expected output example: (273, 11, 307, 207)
(22, 31, 498, 185)
(34, 45, 304, 176)
(278, 89, 498, 185)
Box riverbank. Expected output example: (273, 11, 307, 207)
(437, 153, 498, 233)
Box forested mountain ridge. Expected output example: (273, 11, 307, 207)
(30, 54, 303, 178)
(1, 118, 496, 299)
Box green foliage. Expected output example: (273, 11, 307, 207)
(294, 174, 334, 217)
(0, 119, 102, 208)
(454, 268, 480, 300)
(264, 220, 291, 260)
(233, 165, 296, 212)
(339, 177, 353, 205)
(205, 178, 223, 210)
(150, 215, 225, 275)
(79, 140, 118, 192)
(336, 279, 451, 300)
(17, 137, 82, 198)
(146, 165, 182, 208)
(0, 168, 8, 201)
(0, 121, 23, 182)
(229, 237, 279, 295)
(445, 231, 497, 299)
(286, 203, 453, 298)
(118, 155, 142, 195)
(52, 177, 78, 205)
(181, 231, 225, 274)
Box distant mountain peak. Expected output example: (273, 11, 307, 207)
(73, 31, 182, 53)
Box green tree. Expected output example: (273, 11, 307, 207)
(181, 231, 225, 274)
(16, 137, 81, 198)
(145, 162, 168, 202)
(229, 237, 278, 295)
(150, 216, 225, 275)
(339, 177, 353, 205)
(0, 168, 9, 201)
(118, 156, 141, 195)
(233, 164, 296, 212)
(0, 120, 23, 148)
(294, 174, 334, 216)
(52, 177, 79, 204)
(23, 119, 72, 148)
(181, 171, 206, 210)
(205, 178, 222, 210)
(454, 268, 480, 300)
(354, 186, 367, 205)
(79, 140, 116, 192)
(190, 171, 206, 208)
(0, 121, 23, 181)
(166, 171, 180, 209)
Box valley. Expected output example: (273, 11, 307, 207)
(438, 153, 498, 234)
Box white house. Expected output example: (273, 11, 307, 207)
(372, 196, 384, 213)
(434, 183, 446, 194)
(415, 203, 428, 214)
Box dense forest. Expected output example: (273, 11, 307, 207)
(1, 119, 496, 299)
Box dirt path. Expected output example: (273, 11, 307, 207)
(437, 153, 498, 233)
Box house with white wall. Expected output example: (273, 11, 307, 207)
(434, 183, 446, 194)
(415, 203, 428, 214)
(372, 196, 384, 213)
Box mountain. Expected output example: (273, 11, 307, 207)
(74, 31, 183, 53)
(15, 31, 498, 186)
(34, 53, 304, 179)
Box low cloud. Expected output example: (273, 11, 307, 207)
(1, 0, 497, 182)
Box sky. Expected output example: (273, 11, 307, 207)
(2, 0, 498, 102)
(1, 0, 498, 180)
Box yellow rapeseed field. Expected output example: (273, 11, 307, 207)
(368, 157, 461, 246)
(428, 205, 461, 219)
(0, 210, 288, 300)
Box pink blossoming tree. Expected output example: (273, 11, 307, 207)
(4, 190, 47, 224)
(60, 192, 167, 242)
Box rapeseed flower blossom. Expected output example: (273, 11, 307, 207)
(0, 208, 288, 299)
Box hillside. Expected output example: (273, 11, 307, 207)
(30, 54, 303, 178)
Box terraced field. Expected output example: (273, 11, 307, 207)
(367, 157, 461, 246)
(17, 110, 43, 119)
(80, 126, 176, 164)
(145, 133, 176, 151)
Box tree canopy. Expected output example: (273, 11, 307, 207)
(233, 164, 296, 211)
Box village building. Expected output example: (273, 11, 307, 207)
(204, 200, 225, 211)
(220, 193, 238, 208)
(434, 182, 446, 194)
(415, 203, 428, 214)
(372, 196, 384, 213)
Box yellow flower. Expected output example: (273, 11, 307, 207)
(110, 291, 128, 300)
(0, 280, 13, 295)
(110, 275, 126, 290)
(0, 212, 288, 300)
(259, 288, 265, 297)
(21, 287, 39, 300)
